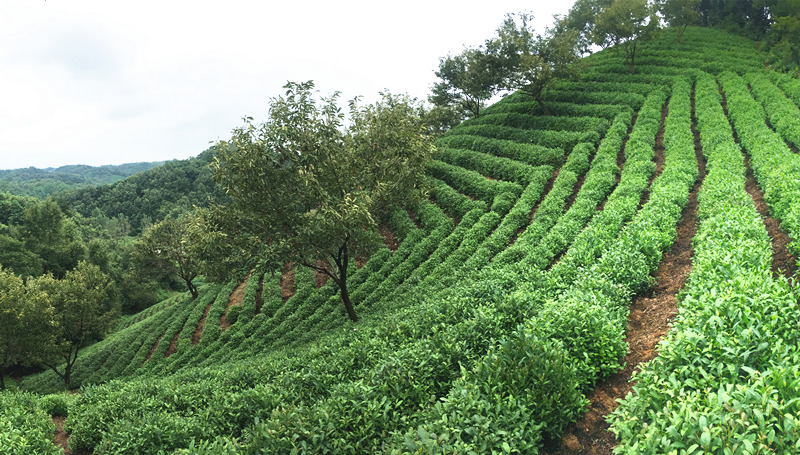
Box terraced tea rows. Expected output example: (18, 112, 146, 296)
(6, 26, 800, 454)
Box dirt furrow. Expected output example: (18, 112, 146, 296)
(721, 85, 797, 281)
(191, 300, 215, 345)
(540, 87, 705, 455)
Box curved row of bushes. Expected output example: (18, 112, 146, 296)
(515, 86, 666, 272)
(720, 71, 800, 262)
(745, 72, 800, 149)
(611, 71, 800, 455)
(403, 75, 698, 454)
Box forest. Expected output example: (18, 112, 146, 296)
(2, 0, 800, 453)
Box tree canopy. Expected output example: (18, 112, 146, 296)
(36, 261, 116, 388)
(208, 81, 435, 322)
(491, 13, 582, 114)
(133, 215, 200, 299)
(592, 0, 660, 73)
(0, 268, 54, 390)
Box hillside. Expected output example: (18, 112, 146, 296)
(53, 148, 223, 235)
(0, 162, 162, 199)
(7, 26, 800, 454)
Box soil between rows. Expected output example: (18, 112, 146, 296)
(539, 88, 705, 454)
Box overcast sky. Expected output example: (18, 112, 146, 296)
(0, 0, 573, 170)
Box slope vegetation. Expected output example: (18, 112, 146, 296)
(8, 27, 800, 454)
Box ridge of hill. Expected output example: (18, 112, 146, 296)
(53, 148, 223, 234)
(7, 26, 800, 454)
(0, 162, 163, 200)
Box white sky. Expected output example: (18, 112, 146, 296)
(0, 0, 574, 170)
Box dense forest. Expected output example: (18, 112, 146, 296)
(0, 162, 162, 199)
(2, 0, 800, 453)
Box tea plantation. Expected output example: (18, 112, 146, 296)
(5, 27, 800, 454)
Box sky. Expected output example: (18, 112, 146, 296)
(0, 0, 573, 170)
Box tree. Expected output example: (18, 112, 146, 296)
(592, 0, 660, 73)
(35, 261, 116, 388)
(0, 268, 54, 390)
(429, 45, 505, 123)
(133, 214, 200, 299)
(491, 13, 582, 115)
(209, 81, 435, 322)
(756, 0, 800, 73)
(658, 0, 701, 42)
(20, 199, 87, 278)
(556, 0, 615, 54)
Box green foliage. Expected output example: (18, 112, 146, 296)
(21, 199, 87, 278)
(0, 162, 161, 199)
(490, 13, 583, 112)
(592, 0, 660, 72)
(35, 261, 117, 388)
(0, 268, 54, 389)
(0, 391, 62, 455)
(429, 46, 506, 123)
(209, 81, 435, 321)
(657, 0, 700, 42)
(56, 149, 222, 235)
(133, 214, 200, 299)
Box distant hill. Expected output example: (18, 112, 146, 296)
(54, 148, 223, 234)
(0, 162, 163, 199)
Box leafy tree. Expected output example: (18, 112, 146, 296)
(697, 0, 771, 37)
(592, 0, 660, 73)
(133, 215, 200, 299)
(0, 224, 44, 277)
(429, 45, 505, 123)
(0, 268, 54, 390)
(491, 13, 582, 114)
(756, 0, 800, 73)
(658, 0, 701, 42)
(35, 261, 116, 388)
(20, 200, 87, 278)
(209, 81, 435, 322)
(557, 0, 615, 54)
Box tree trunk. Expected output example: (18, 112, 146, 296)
(536, 98, 551, 116)
(340, 282, 358, 323)
(186, 280, 198, 299)
(0, 367, 5, 390)
(333, 241, 358, 323)
(64, 367, 71, 390)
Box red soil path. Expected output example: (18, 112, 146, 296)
(220, 275, 249, 331)
(540, 90, 704, 455)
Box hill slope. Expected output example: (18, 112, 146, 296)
(0, 162, 162, 199)
(10, 27, 800, 454)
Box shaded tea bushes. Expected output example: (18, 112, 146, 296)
(551, 80, 657, 96)
(720, 71, 800, 262)
(611, 72, 800, 454)
(446, 124, 601, 151)
(483, 99, 629, 121)
(461, 145, 592, 272)
(543, 90, 646, 110)
(427, 160, 522, 202)
(0, 391, 62, 455)
(434, 134, 564, 167)
(461, 112, 611, 136)
(434, 147, 552, 185)
(427, 177, 483, 219)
